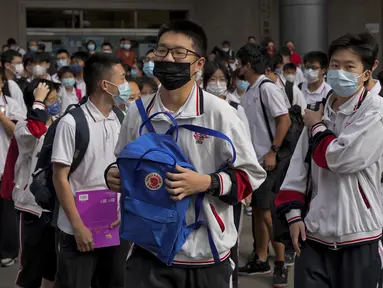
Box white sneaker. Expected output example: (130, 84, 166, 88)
(1, 258, 16, 267)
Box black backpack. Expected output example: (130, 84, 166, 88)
(30, 97, 124, 225)
(259, 79, 304, 159)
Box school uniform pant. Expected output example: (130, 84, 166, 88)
(124, 246, 233, 288)
(295, 239, 383, 288)
(54, 229, 117, 288)
(0, 192, 19, 260)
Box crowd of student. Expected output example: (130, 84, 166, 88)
(0, 19, 383, 288)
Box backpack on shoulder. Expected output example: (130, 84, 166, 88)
(30, 98, 124, 224)
(116, 93, 236, 266)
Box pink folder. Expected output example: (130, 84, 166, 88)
(76, 189, 120, 249)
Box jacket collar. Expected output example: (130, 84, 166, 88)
(325, 87, 368, 117)
(84, 99, 117, 122)
(146, 82, 204, 121)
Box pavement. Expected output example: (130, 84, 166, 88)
(0, 214, 294, 288)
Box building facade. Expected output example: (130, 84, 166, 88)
(0, 0, 381, 61)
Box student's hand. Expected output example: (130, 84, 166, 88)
(110, 217, 120, 230)
(165, 165, 211, 201)
(74, 224, 94, 252)
(264, 151, 277, 171)
(289, 221, 306, 257)
(107, 168, 121, 193)
(33, 82, 51, 102)
(304, 104, 324, 128)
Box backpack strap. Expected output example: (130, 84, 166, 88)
(229, 101, 239, 110)
(167, 124, 236, 166)
(136, 97, 155, 133)
(67, 107, 90, 173)
(326, 89, 334, 100)
(259, 79, 276, 143)
(112, 106, 125, 124)
(284, 81, 294, 105)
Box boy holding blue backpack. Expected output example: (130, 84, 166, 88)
(106, 20, 266, 288)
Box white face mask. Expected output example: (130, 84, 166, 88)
(195, 69, 203, 81)
(32, 65, 47, 77)
(222, 47, 230, 52)
(285, 74, 296, 83)
(304, 68, 320, 83)
(206, 81, 227, 97)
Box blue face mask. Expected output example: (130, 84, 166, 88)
(105, 81, 131, 106)
(56, 59, 68, 68)
(274, 68, 283, 75)
(30, 46, 38, 52)
(236, 79, 250, 92)
(72, 64, 83, 74)
(327, 69, 365, 97)
(123, 44, 131, 50)
(62, 78, 76, 88)
(131, 69, 137, 79)
(47, 101, 60, 116)
(88, 44, 96, 51)
(143, 61, 155, 77)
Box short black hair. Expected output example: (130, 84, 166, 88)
(7, 38, 16, 45)
(157, 20, 208, 57)
(32, 52, 51, 64)
(23, 56, 33, 68)
(145, 49, 154, 56)
(304, 51, 329, 69)
(84, 53, 122, 96)
(122, 64, 131, 75)
(265, 54, 283, 71)
(58, 66, 76, 80)
(24, 79, 59, 110)
(237, 43, 269, 75)
(71, 51, 89, 63)
(56, 49, 70, 57)
(222, 40, 230, 46)
(87, 40, 96, 46)
(202, 61, 232, 91)
(283, 63, 297, 71)
(101, 42, 113, 49)
(135, 58, 144, 72)
(248, 36, 256, 41)
(328, 32, 377, 71)
(38, 43, 46, 51)
(1, 49, 22, 66)
(120, 38, 126, 42)
(138, 76, 158, 93)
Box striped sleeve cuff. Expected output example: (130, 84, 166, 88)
(286, 209, 302, 225)
(32, 101, 46, 110)
(217, 172, 232, 196)
(311, 123, 327, 137)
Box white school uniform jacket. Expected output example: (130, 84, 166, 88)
(295, 67, 305, 86)
(13, 104, 51, 216)
(0, 95, 25, 177)
(115, 83, 266, 265)
(58, 87, 80, 116)
(370, 79, 382, 96)
(226, 92, 251, 137)
(301, 80, 333, 105)
(276, 88, 383, 248)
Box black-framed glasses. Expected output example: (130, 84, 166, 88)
(153, 46, 200, 60)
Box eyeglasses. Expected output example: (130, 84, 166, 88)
(153, 46, 200, 60)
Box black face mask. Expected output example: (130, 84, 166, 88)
(153, 61, 193, 91)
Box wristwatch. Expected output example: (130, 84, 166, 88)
(271, 145, 280, 153)
(207, 174, 221, 197)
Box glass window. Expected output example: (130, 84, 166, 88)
(27, 9, 80, 28)
(82, 10, 135, 29)
(136, 10, 188, 29)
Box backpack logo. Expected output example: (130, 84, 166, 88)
(193, 132, 209, 144)
(145, 173, 163, 190)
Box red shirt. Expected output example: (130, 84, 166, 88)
(291, 52, 302, 67)
(116, 49, 136, 67)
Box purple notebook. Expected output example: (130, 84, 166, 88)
(76, 189, 120, 249)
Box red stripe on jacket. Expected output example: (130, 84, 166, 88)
(312, 135, 336, 169)
(234, 169, 253, 201)
(26, 119, 47, 139)
(275, 190, 306, 208)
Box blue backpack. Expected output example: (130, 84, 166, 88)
(117, 97, 236, 266)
